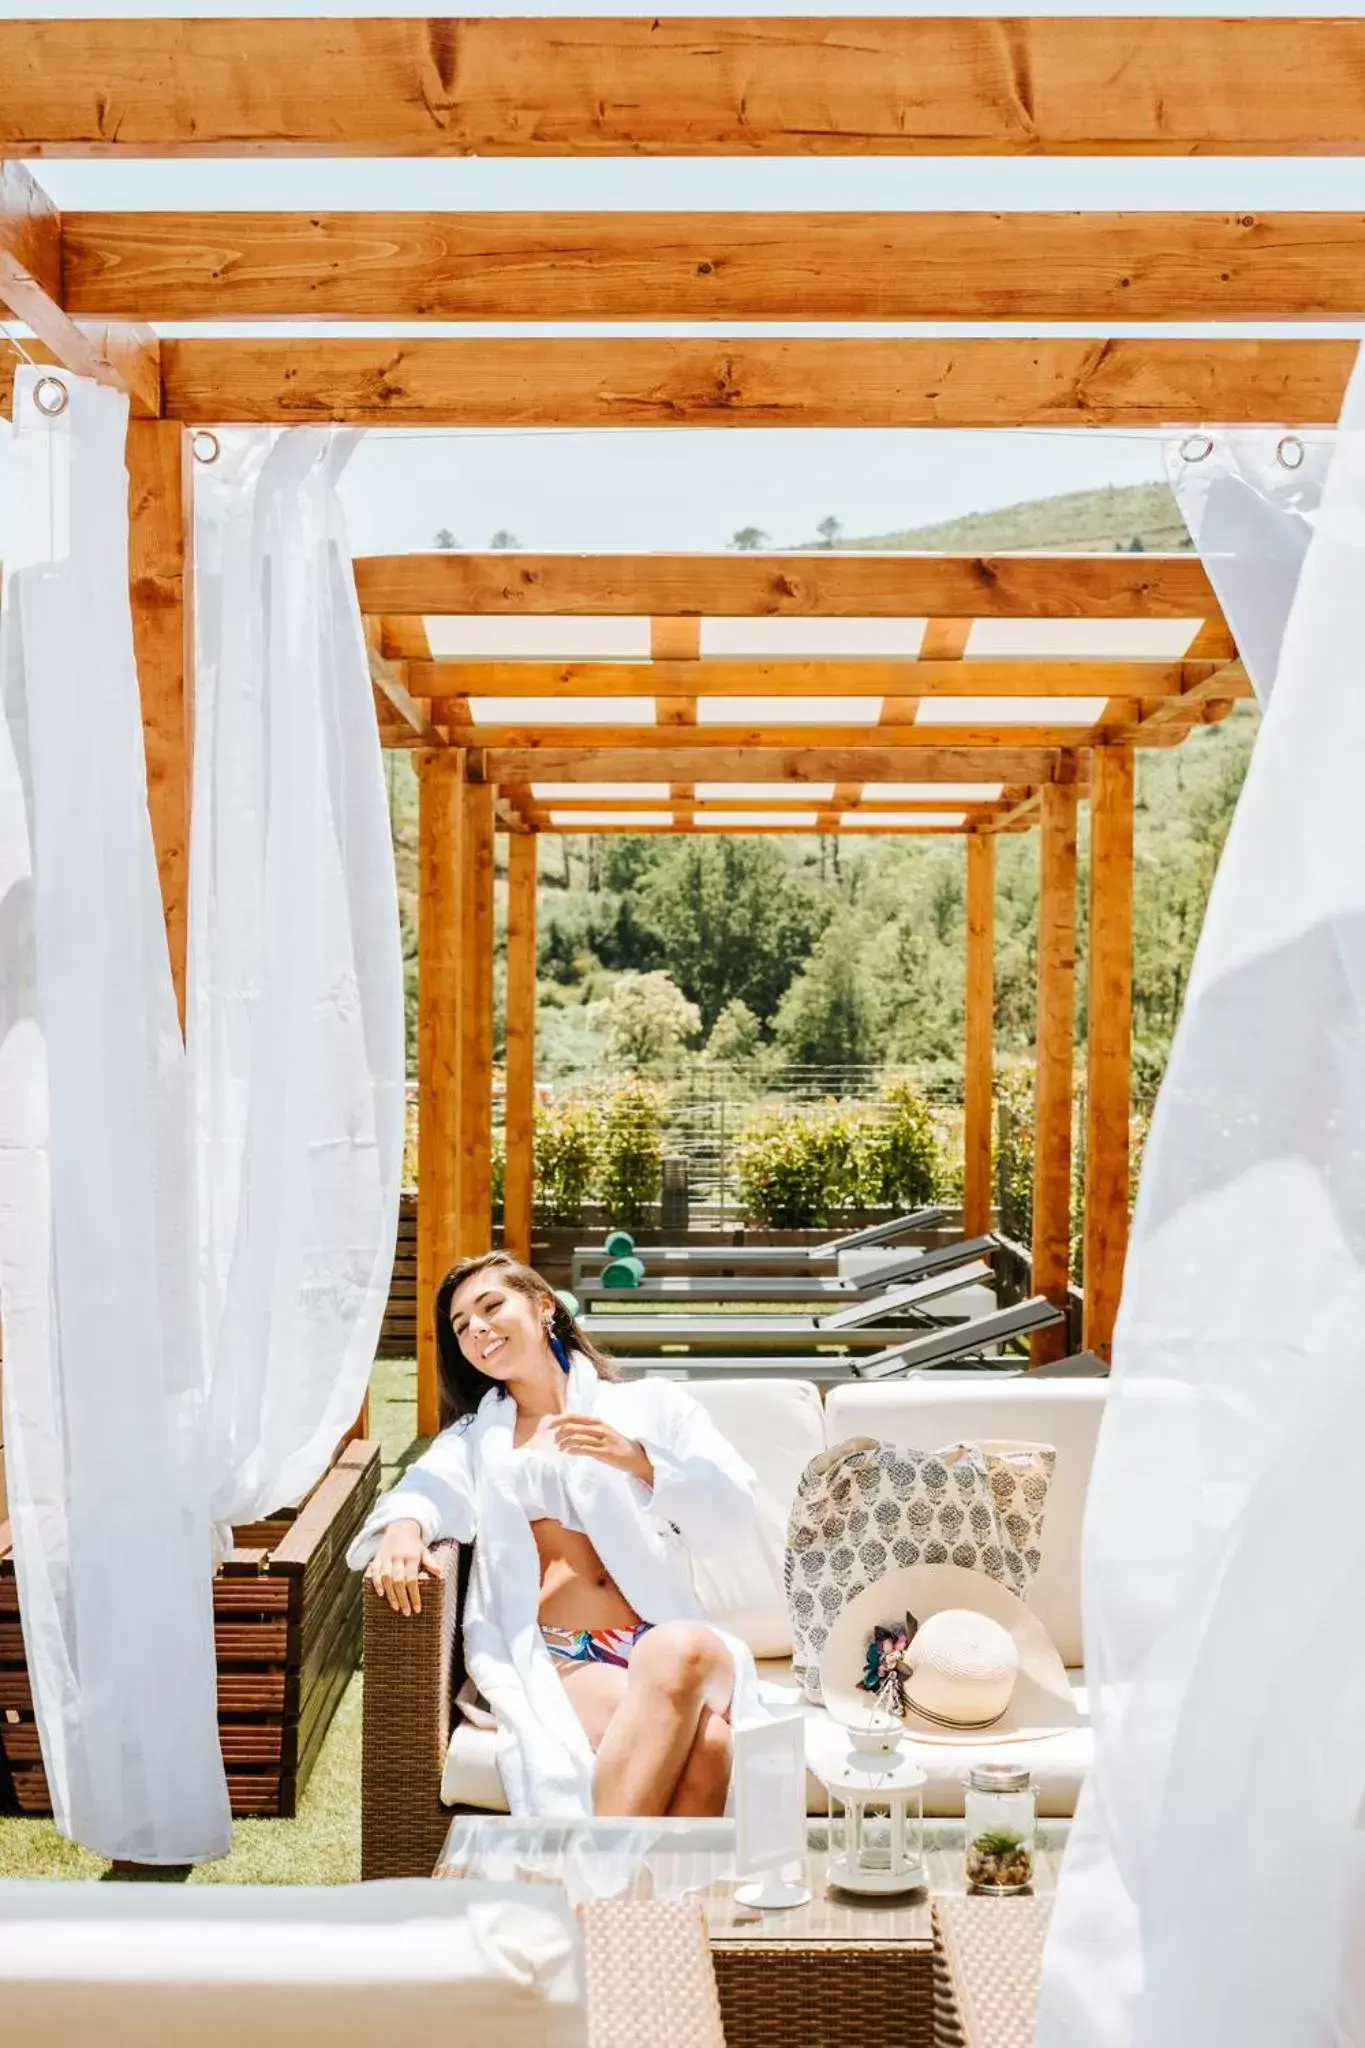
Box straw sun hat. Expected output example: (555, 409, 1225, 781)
(818, 1562, 1078, 1746)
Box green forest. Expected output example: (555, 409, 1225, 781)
(385, 480, 1254, 1111)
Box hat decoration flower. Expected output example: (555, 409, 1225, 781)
(859, 1612, 920, 1719)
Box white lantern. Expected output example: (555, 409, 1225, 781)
(814, 1730, 927, 1897)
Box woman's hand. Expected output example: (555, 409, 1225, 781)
(364, 1518, 443, 1616)
(545, 1412, 654, 1489)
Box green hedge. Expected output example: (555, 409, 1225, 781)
(735, 1083, 945, 1230)
(531, 1081, 666, 1226)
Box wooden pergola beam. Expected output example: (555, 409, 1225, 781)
(414, 658, 1243, 701)
(529, 817, 974, 836)
(128, 335, 1360, 432)
(355, 552, 1220, 622)
(1032, 782, 1079, 1367)
(1083, 748, 1136, 1364)
(1128, 660, 1251, 738)
(64, 210, 1365, 323)
(0, 162, 160, 414)
(488, 747, 1084, 786)
(963, 832, 996, 1237)
(502, 832, 539, 1264)
(7, 18, 1365, 159)
(416, 749, 465, 1436)
(457, 722, 1125, 751)
(459, 781, 497, 1258)
(531, 796, 1010, 816)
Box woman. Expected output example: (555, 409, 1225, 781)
(347, 1251, 764, 1819)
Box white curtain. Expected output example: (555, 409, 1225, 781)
(190, 429, 404, 1536)
(0, 370, 229, 1863)
(1166, 432, 1332, 703)
(1038, 363, 1365, 2043)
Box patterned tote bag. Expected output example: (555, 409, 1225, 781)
(784, 1437, 1055, 1703)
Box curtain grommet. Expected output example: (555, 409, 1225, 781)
(1276, 435, 1306, 472)
(32, 375, 69, 418)
(1179, 434, 1214, 464)
(191, 429, 221, 466)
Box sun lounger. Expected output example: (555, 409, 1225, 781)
(569, 1203, 949, 1286)
(582, 1259, 993, 1354)
(576, 1232, 995, 1305)
(848, 1296, 1066, 1378)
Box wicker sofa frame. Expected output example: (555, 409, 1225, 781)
(360, 1539, 467, 1881)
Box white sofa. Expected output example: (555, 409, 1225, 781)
(0, 1877, 586, 2048)
(442, 1376, 1105, 1819)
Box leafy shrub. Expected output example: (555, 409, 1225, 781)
(533, 1097, 600, 1224)
(853, 1080, 941, 1209)
(596, 1079, 666, 1227)
(734, 1106, 857, 1229)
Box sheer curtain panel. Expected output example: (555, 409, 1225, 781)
(1039, 363, 1365, 2044)
(0, 370, 229, 1863)
(190, 430, 404, 1539)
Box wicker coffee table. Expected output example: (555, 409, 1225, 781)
(436, 1816, 1064, 2048)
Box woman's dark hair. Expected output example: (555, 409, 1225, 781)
(434, 1251, 617, 1430)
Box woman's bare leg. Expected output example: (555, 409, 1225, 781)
(664, 1707, 734, 1818)
(592, 1623, 734, 1818)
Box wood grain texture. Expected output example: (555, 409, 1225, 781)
(64, 211, 1365, 322)
(502, 832, 539, 1265)
(489, 746, 1082, 786)
(451, 722, 1127, 751)
(418, 659, 1233, 700)
(146, 334, 1358, 430)
(1031, 782, 1078, 1367)
(0, 161, 160, 412)
(127, 421, 192, 1025)
(459, 780, 496, 1255)
(417, 750, 465, 1436)
(7, 19, 1365, 157)
(1083, 748, 1135, 1364)
(354, 551, 1220, 622)
(963, 833, 996, 1238)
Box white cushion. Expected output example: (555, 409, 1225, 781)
(0, 1878, 583, 2048)
(441, 1666, 1091, 1819)
(755, 1658, 1092, 1818)
(823, 1380, 1106, 1666)
(684, 1377, 827, 1658)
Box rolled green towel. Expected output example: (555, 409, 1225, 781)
(603, 1229, 635, 1259)
(600, 1256, 645, 1290)
(555, 1288, 580, 1319)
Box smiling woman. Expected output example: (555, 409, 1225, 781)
(346, 1250, 766, 1820)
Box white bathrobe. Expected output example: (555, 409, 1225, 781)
(347, 1358, 766, 1816)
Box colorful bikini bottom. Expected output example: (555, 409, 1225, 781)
(540, 1621, 654, 1671)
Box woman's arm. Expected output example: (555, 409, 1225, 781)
(345, 1425, 478, 1573)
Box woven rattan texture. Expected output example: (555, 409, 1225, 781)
(933, 1896, 1053, 2048)
(580, 1900, 727, 2048)
(713, 1942, 934, 2048)
(360, 1540, 463, 1879)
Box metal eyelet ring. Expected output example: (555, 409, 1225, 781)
(32, 375, 69, 418)
(1276, 435, 1306, 472)
(1179, 434, 1214, 464)
(191, 429, 221, 466)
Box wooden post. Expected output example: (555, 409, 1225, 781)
(1083, 748, 1136, 1362)
(503, 830, 539, 1264)
(416, 749, 464, 1439)
(126, 421, 193, 1025)
(459, 778, 497, 1254)
(1031, 782, 1078, 1365)
(963, 831, 996, 1237)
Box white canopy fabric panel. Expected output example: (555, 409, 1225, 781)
(1039, 353, 1365, 2045)
(0, 371, 228, 1864)
(1166, 433, 1331, 703)
(192, 431, 405, 1537)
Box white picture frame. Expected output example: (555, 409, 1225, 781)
(732, 1713, 810, 1909)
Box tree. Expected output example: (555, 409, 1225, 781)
(641, 839, 831, 1033)
(773, 917, 883, 1066)
(705, 997, 764, 1065)
(731, 526, 770, 551)
(489, 529, 520, 549)
(433, 528, 458, 549)
(601, 971, 701, 1074)
(816, 515, 843, 549)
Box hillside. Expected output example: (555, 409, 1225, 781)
(812, 481, 1189, 555)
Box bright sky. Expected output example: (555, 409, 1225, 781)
(3, 0, 1362, 551)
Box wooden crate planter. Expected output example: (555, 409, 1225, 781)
(0, 1438, 379, 1821)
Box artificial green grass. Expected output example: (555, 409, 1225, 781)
(0, 1355, 427, 1886)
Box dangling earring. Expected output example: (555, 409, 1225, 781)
(545, 1316, 572, 1374)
